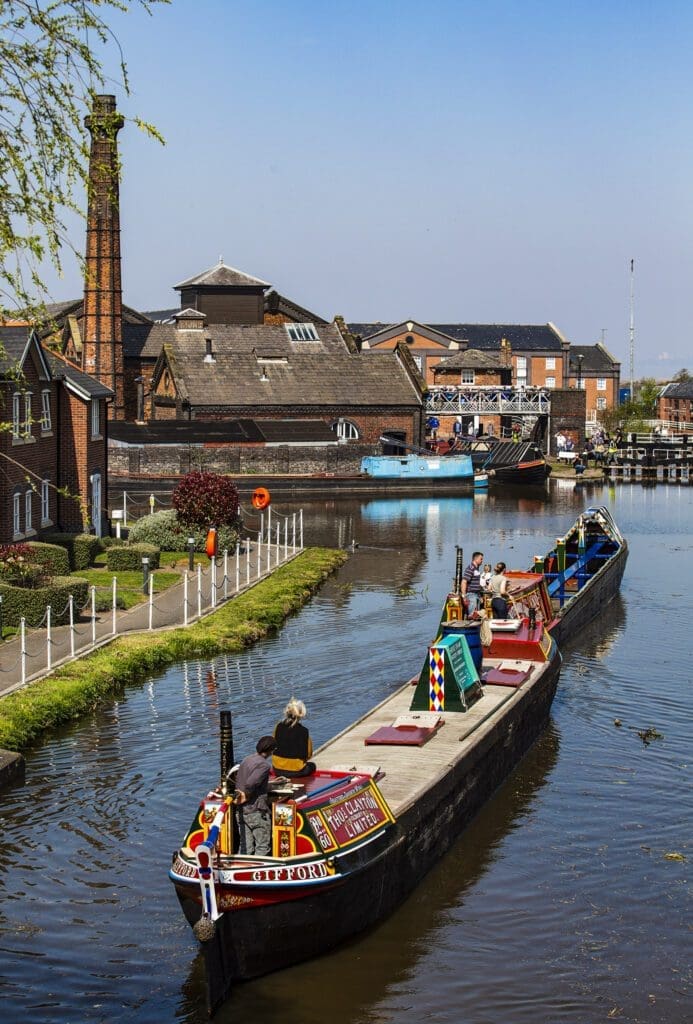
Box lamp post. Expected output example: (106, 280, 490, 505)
(187, 537, 195, 572)
(577, 354, 584, 391)
(141, 557, 150, 595)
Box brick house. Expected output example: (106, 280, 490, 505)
(148, 313, 425, 446)
(0, 330, 111, 543)
(657, 380, 693, 430)
(567, 343, 621, 430)
(348, 320, 571, 390)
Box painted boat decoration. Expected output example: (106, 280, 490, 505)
(170, 604, 562, 1013)
(441, 506, 627, 648)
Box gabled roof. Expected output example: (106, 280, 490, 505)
(432, 348, 502, 371)
(264, 289, 328, 325)
(568, 343, 620, 373)
(47, 352, 114, 400)
(659, 380, 693, 399)
(153, 323, 422, 409)
(0, 326, 52, 379)
(174, 260, 270, 291)
(349, 320, 459, 348)
(349, 321, 566, 352)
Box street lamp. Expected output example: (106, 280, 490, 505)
(576, 354, 584, 391)
(141, 557, 150, 595)
(187, 537, 196, 572)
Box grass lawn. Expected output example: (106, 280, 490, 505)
(76, 568, 181, 609)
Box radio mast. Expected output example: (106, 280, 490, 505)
(629, 258, 635, 400)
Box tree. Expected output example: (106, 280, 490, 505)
(672, 368, 691, 382)
(0, 0, 167, 320)
(173, 473, 241, 531)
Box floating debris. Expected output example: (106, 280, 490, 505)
(613, 718, 622, 727)
(636, 727, 663, 745)
(664, 851, 686, 862)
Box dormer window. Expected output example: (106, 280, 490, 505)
(285, 323, 319, 342)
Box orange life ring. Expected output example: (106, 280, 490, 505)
(205, 527, 218, 558)
(251, 487, 271, 510)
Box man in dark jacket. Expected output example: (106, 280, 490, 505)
(236, 735, 276, 855)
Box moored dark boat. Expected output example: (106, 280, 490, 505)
(170, 606, 561, 1013)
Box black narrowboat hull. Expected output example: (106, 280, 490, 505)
(550, 540, 628, 647)
(177, 653, 561, 1012)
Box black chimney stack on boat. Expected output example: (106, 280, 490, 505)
(219, 711, 235, 793)
(454, 545, 464, 594)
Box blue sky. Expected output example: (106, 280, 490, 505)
(46, 0, 693, 378)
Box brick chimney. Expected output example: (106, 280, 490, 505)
(82, 94, 125, 418)
(499, 336, 512, 368)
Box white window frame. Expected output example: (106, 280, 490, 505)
(545, 376, 556, 388)
(25, 489, 32, 533)
(91, 399, 101, 439)
(461, 369, 475, 384)
(597, 378, 607, 391)
(13, 493, 21, 536)
(412, 353, 423, 372)
(578, 378, 586, 390)
(41, 479, 50, 524)
(596, 396, 607, 410)
(12, 393, 21, 440)
(285, 322, 319, 342)
(332, 418, 359, 441)
(545, 357, 556, 370)
(41, 389, 52, 432)
(516, 356, 527, 386)
(23, 391, 33, 438)
(90, 472, 102, 537)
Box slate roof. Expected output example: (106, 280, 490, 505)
(349, 322, 565, 352)
(47, 353, 114, 399)
(568, 343, 619, 373)
(659, 380, 693, 399)
(0, 326, 31, 372)
(108, 418, 339, 446)
(158, 323, 421, 409)
(174, 261, 270, 291)
(432, 348, 502, 371)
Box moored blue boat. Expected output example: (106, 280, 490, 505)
(360, 453, 474, 479)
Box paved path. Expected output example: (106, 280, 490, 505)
(0, 541, 300, 699)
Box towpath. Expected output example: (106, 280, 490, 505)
(0, 540, 297, 699)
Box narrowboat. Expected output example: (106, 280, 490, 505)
(360, 452, 474, 480)
(170, 611, 561, 1013)
(443, 506, 627, 648)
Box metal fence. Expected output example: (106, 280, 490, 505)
(0, 508, 304, 694)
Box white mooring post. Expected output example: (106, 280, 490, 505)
(246, 543, 250, 586)
(123, 491, 128, 527)
(223, 549, 228, 601)
(276, 523, 280, 567)
(292, 512, 297, 553)
(148, 574, 154, 630)
(20, 618, 26, 685)
(259, 512, 264, 544)
(211, 556, 217, 609)
(300, 508, 304, 549)
(112, 576, 117, 635)
(197, 564, 202, 619)
(46, 605, 52, 672)
(69, 595, 75, 658)
(235, 544, 240, 592)
(284, 517, 288, 559)
(91, 586, 96, 646)
(183, 571, 189, 627)
(258, 532, 262, 579)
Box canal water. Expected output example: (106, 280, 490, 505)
(0, 481, 690, 1024)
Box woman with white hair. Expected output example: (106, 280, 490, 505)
(272, 698, 316, 777)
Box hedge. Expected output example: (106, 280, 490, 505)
(43, 533, 101, 571)
(128, 509, 240, 553)
(26, 542, 71, 576)
(106, 543, 161, 572)
(0, 576, 90, 627)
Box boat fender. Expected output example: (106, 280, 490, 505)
(193, 915, 217, 942)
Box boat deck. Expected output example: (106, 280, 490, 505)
(313, 666, 525, 817)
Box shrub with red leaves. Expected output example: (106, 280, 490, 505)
(172, 472, 240, 530)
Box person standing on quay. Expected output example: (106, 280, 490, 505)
(461, 551, 484, 617)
